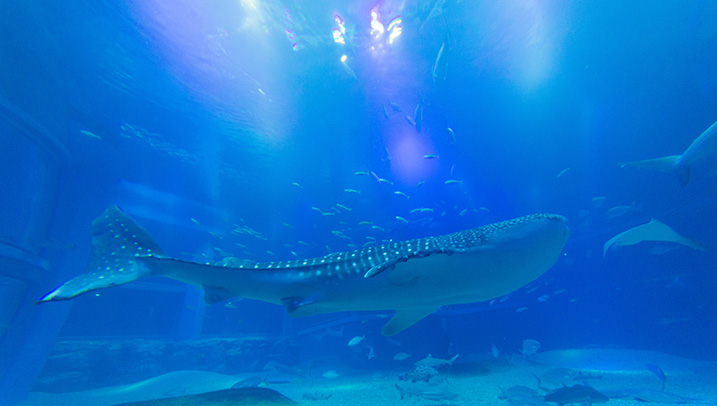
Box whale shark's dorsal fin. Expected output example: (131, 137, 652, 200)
(382, 307, 438, 336)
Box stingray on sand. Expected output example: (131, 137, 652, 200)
(112, 387, 296, 406)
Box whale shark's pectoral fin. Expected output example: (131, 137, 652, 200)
(281, 296, 318, 314)
(603, 219, 707, 257)
(202, 285, 235, 304)
(382, 307, 438, 336)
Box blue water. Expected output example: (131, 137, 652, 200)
(2, 0, 717, 404)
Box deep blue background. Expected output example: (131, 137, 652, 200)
(2, 0, 717, 369)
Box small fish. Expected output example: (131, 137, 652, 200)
(420, 208, 434, 213)
(394, 191, 410, 199)
(395, 383, 458, 401)
(522, 339, 541, 356)
(414, 99, 423, 132)
(537, 294, 550, 302)
(605, 204, 633, 219)
(416, 180, 425, 187)
(367, 346, 376, 360)
(298, 241, 310, 247)
(556, 167, 571, 178)
(348, 335, 365, 347)
(354, 171, 370, 176)
(282, 223, 294, 229)
(311, 207, 324, 214)
(393, 352, 412, 361)
(516, 307, 528, 313)
(390, 101, 402, 112)
(444, 179, 462, 185)
(347, 243, 358, 249)
(335, 203, 352, 212)
(79, 130, 102, 140)
(371, 225, 385, 231)
(553, 289, 566, 294)
(432, 41, 446, 82)
(362, 241, 375, 248)
(395, 216, 408, 223)
(291, 182, 303, 189)
(410, 208, 422, 214)
(190, 218, 201, 226)
(291, 251, 299, 258)
(322, 212, 335, 216)
(266, 251, 275, 256)
(491, 344, 500, 359)
(423, 154, 440, 159)
(358, 221, 373, 226)
(459, 209, 468, 216)
(382, 104, 389, 120)
(446, 127, 456, 144)
(414, 353, 458, 367)
(322, 370, 340, 379)
(405, 115, 416, 126)
(344, 188, 361, 194)
(592, 196, 607, 208)
(378, 178, 394, 185)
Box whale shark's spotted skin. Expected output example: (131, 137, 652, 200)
(40, 207, 569, 335)
(223, 213, 565, 281)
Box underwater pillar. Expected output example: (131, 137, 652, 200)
(174, 286, 206, 341)
(0, 97, 73, 404)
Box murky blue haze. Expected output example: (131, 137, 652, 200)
(1, 0, 717, 405)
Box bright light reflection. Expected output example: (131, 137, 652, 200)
(332, 28, 345, 44)
(388, 16, 402, 44)
(387, 132, 437, 184)
(370, 8, 384, 36)
(332, 13, 346, 44)
(334, 14, 346, 34)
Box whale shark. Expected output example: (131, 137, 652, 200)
(621, 119, 717, 185)
(39, 206, 569, 335)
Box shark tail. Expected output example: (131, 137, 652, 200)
(38, 206, 165, 303)
(621, 155, 691, 185)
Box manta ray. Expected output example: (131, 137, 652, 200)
(603, 218, 706, 257)
(39, 206, 569, 335)
(621, 119, 717, 185)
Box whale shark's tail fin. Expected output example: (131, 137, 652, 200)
(620, 155, 691, 185)
(38, 206, 164, 303)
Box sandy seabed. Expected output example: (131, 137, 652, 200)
(26, 348, 717, 406)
